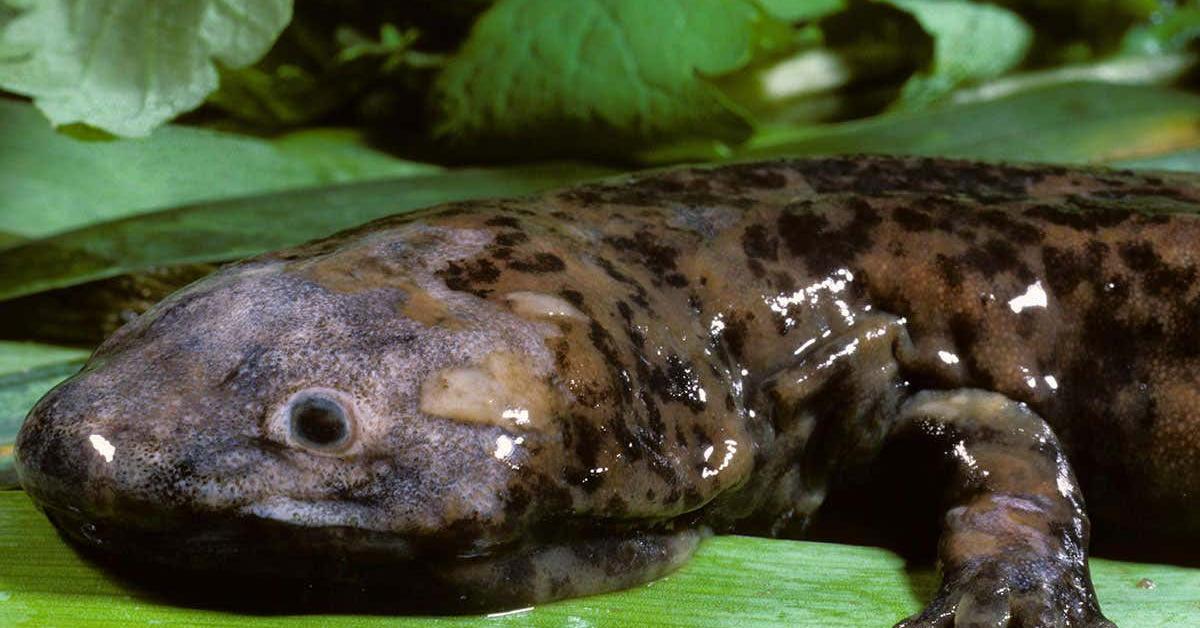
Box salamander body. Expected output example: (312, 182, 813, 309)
(16, 157, 1200, 625)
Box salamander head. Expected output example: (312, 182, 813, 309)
(13, 225, 582, 593)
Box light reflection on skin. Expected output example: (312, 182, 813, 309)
(493, 434, 525, 470)
(766, 268, 856, 332)
(1008, 280, 1048, 313)
(1020, 365, 1038, 390)
(88, 434, 115, 463)
(790, 338, 861, 389)
(501, 407, 530, 426)
(708, 314, 726, 336)
(951, 440, 980, 475)
(793, 337, 818, 356)
(701, 439, 739, 479)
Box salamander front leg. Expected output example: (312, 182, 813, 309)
(891, 390, 1113, 628)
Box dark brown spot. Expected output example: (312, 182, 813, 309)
(509, 252, 566, 273)
(1118, 241, 1197, 296)
(484, 216, 522, 228)
(778, 197, 880, 276)
(741, 224, 779, 261)
(893, 206, 935, 232)
(437, 258, 500, 297)
(495, 231, 529, 246)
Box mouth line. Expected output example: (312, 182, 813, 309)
(32, 490, 706, 614)
(41, 492, 682, 562)
(38, 492, 522, 572)
(41, 504, 702, 615)
(239, 495, 384, 529)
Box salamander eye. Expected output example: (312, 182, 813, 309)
(287, 392, 354, 453)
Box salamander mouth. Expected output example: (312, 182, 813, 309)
(36, 499, 705, 614)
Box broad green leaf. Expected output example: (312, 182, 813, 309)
(756, 0, 845, 21)
(0, 164, 613, 302)
(0, 342, 87, 487)
(270, 129, 441, 183)
(733, 82, 1200, 164)
(0, 99, 437, 239)
(432, 0, 794, 158)
(1113, 148, 1200, 173)
(946, 52, 1197, 106)
(881, 0, 1033, 110)
(1, 491, 1197, 625)
(0, 0, 292, 137)
(0, 342, 86, 373)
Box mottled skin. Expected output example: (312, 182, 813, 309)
(15, 157, 1200, 624)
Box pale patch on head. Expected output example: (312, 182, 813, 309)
(420, 351, 559, 430)
(396, 279, 463, 328)
(504, 291, 588, 322)
(293, 247, 396, 294)
(287, 224, 493, 297)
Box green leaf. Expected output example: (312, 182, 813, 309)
(0, 99, 437, 239)
(207, 20, 429, 129)
(722, 0, 1033, 130)
(732, 82, 1200, 165)
(991, 0, 1162, 63)
(0, 0, 292, 137)
(1123, 1, 1200, 55)
(1113, 148, 1200, 173)
(946, 52, 1198, 106)
(0, 342, 87, 487)
(269, 129, 441, 183)
(0, 164, 613, 303)
(756, 0, 846, 22)
(880, 0, 1033, 109)
(432, 0, 795, 158)
(1, 490, 1198, 625)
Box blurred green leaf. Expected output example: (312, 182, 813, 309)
(1113, 148, 1200, 173)
(946, 52, 1197, 106)
(269, 129, 441, 182)
(0, 342, 87, 487)
(756, 0, 846, 21)
(993, 0, 1163, 63)
(1, 489, 1198, 625)
(0, 99, 438, 239)
(0, 0, 292, 137)
(0, 164, 613, 302)
(1123, 1, 1200, 54)
(712, 0, 1034, 131)
(881, 0, 1033, 109)
(732, 82, 1200, 164)
(432, 0, 795, 159)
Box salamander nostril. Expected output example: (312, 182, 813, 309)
(288, 394, 351, 451)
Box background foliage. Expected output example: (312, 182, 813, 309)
(1, 0, 1199, 625)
